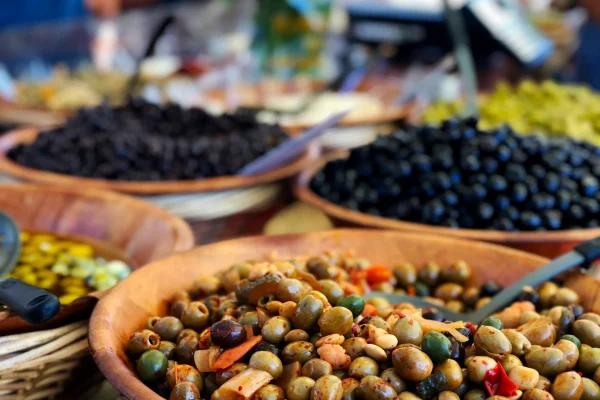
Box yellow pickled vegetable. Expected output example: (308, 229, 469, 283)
(422, 80, 600, 144)
(11, 231, 132, 304)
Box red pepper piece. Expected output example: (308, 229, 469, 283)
(365, 265, 392, 286)
(484, 363, 519, 397)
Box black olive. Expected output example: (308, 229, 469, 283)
(210, 320, 246, 348)
(422, 308, 444, 322)
(480, 281, 502, 298)
(517, 286, 539, 305)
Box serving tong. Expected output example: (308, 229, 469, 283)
(365, 237, 600, 324)
(0, 212, 60, 324)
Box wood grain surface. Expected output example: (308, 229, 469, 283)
(0, 129, 315, 194)
(0, 184, 194, 333)
(294, 157, 600, 259)
(87, 229, 589, 400)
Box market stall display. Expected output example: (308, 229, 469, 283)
(0, 101, 312, 194)
(89, 230, 600, 400)
(422, 81, 600, 144)
(296, 118, 600, 257)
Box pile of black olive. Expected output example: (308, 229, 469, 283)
(8, 100, 288, 181)
(310, 118, 600, 231)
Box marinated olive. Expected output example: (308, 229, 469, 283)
(441, 260, 471, 284)
(463, 389, 488, 400)
(500, 354, 523, 372)
(551, 371, 583, 400)
(136, 350, 168, 383)
(467, 356, 497, 383)
(419, 262, 440, 286)
(341, 378, 360, 400)
(293, 295, 324, 331)
(582, 377, 600, 400)
(422, 331, 452, 364)
(552, 288, 580, 307)
(349, 356, 380, 379)
(502, 329, 531, 357)
(169, 382, 200, 400)
(554, 339, 579, 370)
(480, 316, 503, 330)
(210, 320, 247, 348)
(394, 263, 416, 287)
(310, 375, 343, 400)
(285, 329, 310, 343)
(181, 302, 210, 331)
(127, 329, 161, 358)
(302, 358, 333, 380)
(392, 345, 434, 382)
(249, 351, 284, 379)
(262, 316, 292, 345)
(474, 326, 512, 360)
(572, 320, 600, 348)
(176, 329, 198, 345)
(438, 391, 460, 400)
(379, 368, 407, 393)
(393, 316, 423, 345)
(342, 338, 367, 360)
(508, 366, 540, 391)
(357, 375, 398, 400)
(522, 388, 555, 400)
(277, 278, 309, 303)
(167, 364, 203, 391)
(318, 307, 354, 336)
(282, 341, 316, 365)
(319, 280, 345, 305)
(435, 359, 463, 390)
(253, 384, 286, 400)
(215, 363, 248, 386)
(435, 283, 464, 302)
(525, 347, 568, 377)
(158, 341, 177, 360)
(577, 345, 600, 376)
(337, 295, 365, 318)
(177, 334, 199, 366)
(287, 377, 316, 400)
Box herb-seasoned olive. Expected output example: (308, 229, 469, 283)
(261, 316, 292, 345)
(341, 378, 360, 400)
(551, 371, 583, 400)
(392, 345, 434, 382)
(253, 384, 286, 400)
(302, 358, 333, 380)
(392, 315, 423, 345)
(435, 359, 463, 390)
(181, 302, 210, 331)
(277, 278, 309, 303)
(319, 280, 345, 305)
(293, 295, 324, 331)
(282, 341, 316, 365)
(127, 329, 160, 358)
(287, 377, 316, 400)
(342, 338, 367, 360)
(169, 382, 200, 400)
(249, 351, 284, 379)
(349, 356, 380, 379)
(357, 375, 398, 400)
(318, 307, 354, 336)
(310, 374, 343, 400)
(474, 326, 512, 360)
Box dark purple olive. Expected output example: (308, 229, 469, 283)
(210, 320, 247, 348)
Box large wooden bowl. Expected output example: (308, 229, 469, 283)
(0, 184, 194, 333)
(0, 129, 314, 194)
(89, 229, 600, 400)
(294, 159, 600, 259)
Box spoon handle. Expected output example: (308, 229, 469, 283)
(0, 279, 61, 324)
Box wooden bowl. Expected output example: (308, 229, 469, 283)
(294, 158, 600, 259)
(0, 128, 314, 194)
(0, 183, 194, 333)
(0, 99, 67, 127)
(89, 229, 600, 400)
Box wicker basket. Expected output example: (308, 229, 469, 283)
(0, 321, 91, 400)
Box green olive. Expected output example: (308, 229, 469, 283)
(577, 345, 600, 376)
(318, 307, 354, 336)
(306, 256, 336, 280)
(536, 375, 552, 391)
(422, 331, 452, 364)
(580, 313, 600, 325)
(169, 382, 200, 400)
(154, 317, 184, 342)
(554, 339, 579, 370)
(337, 295, 365, 318)
(277, 278, 309, 303)
(127, 329, 161, 358)
(282, 341, 316, 365)
(293, 295, 324, 331)
(287, 377, 316, 400)
(539, 282, 559, 309)
(552, 288, 580, 307)
(442, 260, 471, 284)
(525, 347, 568, 377)
(261, 316, 292, 345)
(285, 329, 310, 343)
(522, 388, 552, 400)
(502, 329, 531, 357)
(158, 341, 177, 360)
(302, 358, 333, 380)
(136, 350, 168, 383)
(434, 360, 463, 390)
(357, 376, 398, 400)
(146, 316, 161, 331)
(480, 316, 503, 330)
(434, 283, 464, 302)
(392, 344, 433, 382)
(215, 362, 248, 386)
(438, 391, 460, 400)
(366, 298, 392, 318)
(500, 354, 523, 372)
(474, 326, 512, 360)
(418, 262, 440, 286)
(551, 371, 583, 400)
(319, 280, 345, 305)
(192, 276, 222, 297)
(463, 389, 487, 400)
(394, 263, 416, 287)
(239, 311, 260, 335)
(507, 366, 539, 391)
(332, 369, 348, 380)
(253, 384, 285, 400)
(364, 316, 390, 331)
(181, 302, 210, 331)
(582, 377, 600, 400)
(177, 334, 199, 366)
(572, 319, 600, 348)
(341, 378, 360, 400)
(392, 315, 423, 345)
(170, 301, 189, 321)
(167, 364, 203, 391)
(467, 356, 497, 384)
(310, 374, 343, 400)
(520, 322, 556, 347)
(249, 351, 283, 379)
(342, 337, 367, 360)
(379, 368, 407, 393)
(349, 356, 380, 379)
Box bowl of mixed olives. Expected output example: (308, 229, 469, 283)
(90, 229, 600, 400)
(0, 184, 193, 333)
(296, 117, 600, 258)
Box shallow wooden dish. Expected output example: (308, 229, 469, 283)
(89, 229, 600, 400)
(294, 159, 600, 259)
(0, 99, 68, 127)
(0, 184, 194, 333)
(0, 129, 314, 195)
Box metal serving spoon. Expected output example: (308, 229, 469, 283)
(365, 237, 600, 324)
(0, 212, 60, 324)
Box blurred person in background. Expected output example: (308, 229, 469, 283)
(0, 0, 163, 28)
(576, 0, 600, 89)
